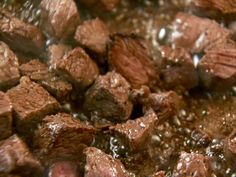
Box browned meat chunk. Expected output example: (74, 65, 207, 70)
(110, 109, 158, 152)
(170, 12, 231, 53)
(6, 77, 60, 135)
(0, 10, 45, 55)
(56, 47, 99, 89)
(0, 92, 12, 140)
(193, 0, 236, 14)
(47, 44, 72, 69)
(109, 34, 159, 88)
(20, 59, 72, 101)
(160, 46, 199, 90)
(80, 0, 121, 11)
(75, 18, 110, 57)
(198, 45, 236, 90)
(47, 161, 80, 177)
(83, 71, 133, 124)
(0, 42, 20, 90)
(0, 135, 42, 177)
(191, 128, 212, 147)
(173, 152, 211, 177)
(34, 113, 96, 162)
(83, 147, 130, 177)
(224, 129, 236, 167)
(40, 0, 80, 40)
(144, 91, 180, 122)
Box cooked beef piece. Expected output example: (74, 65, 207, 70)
(47, 161, 80, 177)
(110, 109, 158, 152)
(75, 18, 110, 58)
(83, 147, 130, 177)
(224, 129, 236, 167)
(48, 44, 72, 69)
(143, 91, 180, 122)
(0, 92, 12, 140)
(109, 34, 159, 88)
(20, 59, 72, 101)
(0, 134, 42, 177)
(55, 47, 99, 89)
(173, 152, 211, 177)
(129, 85, 151, 104)
(192, 0, 236, 14)
(6, 77, 60, 135)
(191, 128, 212, 147)
(83, 71, 133, 124)
(150, 171, 165, 177)
(198, 45, 236, 90)
(160, 46, 199, 90)
(170, 12, 231, 54)
(0, 42, 20, 90)
(0, 10, 45, 55)
(80, 0, 121, 11)
(40, 0, 80, 40)
(34, 113, 96, 163)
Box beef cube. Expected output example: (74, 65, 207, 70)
(20, 59, 72, 101)
(6, 77, 60, 135)
(56, 47, 99, 89)
(170, 12, 231, 53)
(34, 113, 96, 162)
(0, 42, 20, 90)
(173, 152, 211, 177)
(0, 134, 42, 176)
(191, 128, 212, 147)
(84, 71, 133, 123)
(83, 147, 130, 177)
(198, 45, 236, 90)
(144, 91, 180, 122)
(80, 0, 121, 11)
(109, 34, 159, 88)
(75, 18, 110, 57)
(0, 10, 45, 55)
(0, 92, 12, 140)
(48, 44, 72, 69)
(193, 0, 236, 14)
(110, 109, 158, 152)
(160, 46, 199, 90)
(47, 161, 80, 177)
(40, 0, 80, 40)
(224, 129, 236, 167)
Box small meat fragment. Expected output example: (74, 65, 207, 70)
(150, 171, 165, 177)
(170, 12, 231, 53)
(193, 0, 236, 14)
(224, 129, 236, 167)
(110, 109, 158, 152)
(48, 44, 72, 69)
(83, 147, 130, 177)
(198, 46, 236, 90)
(191, 128, 211, 147)
(56, 47, 99, 89)
(0, 135, 42, 177)
(173, 152, 211, 177)
(80, 0, 120, 11)
(0, 42, 20, 90)
(75, 18, 110, 57)
(0, 10, 45, 55)
(20, 59, 72, 101)
(84, 71, 133, 123)
(144, 91, 180, 122)
(109, 34, 159, 88)
(160, 46, 199, 90)
(0, 92, 12, 140)
(40, 0, 80, 40)
(34, 113, 95, 162)
(7, 77, 60, 135)
(47, 161, 79, 177)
